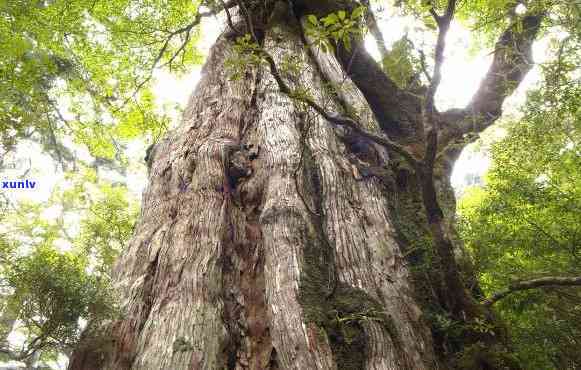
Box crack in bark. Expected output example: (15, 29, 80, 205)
(219, 81, 276, 369)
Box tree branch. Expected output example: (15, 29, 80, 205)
(439, 12, 544, 151)
(423, 0, 457, 167)
(232, 2, 421, 167)
(260, 50, 421, 168)
(467, 13, 543, 123)
(483, 276, 581, 306)
(334, 36, 420, 141)
(292, 1, 426, 142)
(117, 1, 238, 111)
(425, 0, 457, 114)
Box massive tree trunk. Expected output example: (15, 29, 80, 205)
(69, 2, 542, 369)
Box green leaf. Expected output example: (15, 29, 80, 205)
(307, 14, 318, 25)
(323, 13, 339, 26)
(351, 6, 366, 20)
(343, 35, 352, 51)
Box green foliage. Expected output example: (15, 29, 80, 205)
(454, 342, 520, 370)
(0, 169, 138, 363)
(280, 54, 303, 77)
(305, 6, 366, 53)
(2, 245, 115, 350)
(381, 36, 421, 88)
(459, 34, 581, 367)
(395, 0, 580, 56)
(224, 34, 262, 81)
(77, 183, 139, 272)
(0, 0, 204, 164)
(457, 0, 580, 51)
(0, 1, 198, 360)
(394, 0, 442, 30)
(0, 3, 178, 359)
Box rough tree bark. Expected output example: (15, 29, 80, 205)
(69, 1, 543, 369)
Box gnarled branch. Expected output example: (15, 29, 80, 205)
(439, 12, 544, 151)
(260, 50, 421, 168)
(483, 276, 581, 306)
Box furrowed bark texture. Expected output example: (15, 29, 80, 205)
(70, 22, 437, 369)
(69, 3, 535, 368)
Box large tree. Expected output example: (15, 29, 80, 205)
(18, 0, 566, 369)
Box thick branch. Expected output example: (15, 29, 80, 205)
(467, 13, 543, 122)
(483, 276, 581, 306)
(423, 0, 457, 168)
(439, 12, 544, 150)
(334, 38, 421, 141)
(425, 0, 457, 113)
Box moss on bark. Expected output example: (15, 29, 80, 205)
(296, 146, 404, 369)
